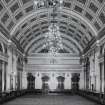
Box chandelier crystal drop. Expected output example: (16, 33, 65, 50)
(43, 23, 63, 54)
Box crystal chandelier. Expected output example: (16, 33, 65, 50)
(34, 0, 63, 54)
(43, 23, 63, 54)
(42, 0, 63, 54)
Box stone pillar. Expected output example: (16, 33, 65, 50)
(0, 60, 2, 92)
(2, 61, 4, 92)
(81, 56, 86, 90)
(7, 45, 14, 91)
(7, 46, 12, 91)
(22, 71, 27, 89)
(104, 50, 105, 103)
(100, 63, 102, 93)
(35, 73, 42, 89)
(20, 71, 22, 90)
(80, 70, 85, 90)
(4, 62, 7, 91)
(84, 65, 86, 90)
(99, 62, 103, 102)
(64, 73, 71, 89)
(17, 71, 20, 90)
(49, 73, 57, 90)
(18, 71, 22, 90)
(13, 51, 17, 91)
(2, 61, 7, 92)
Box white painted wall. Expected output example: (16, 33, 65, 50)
(24, 53, 82, 90)
(34, 72, 72, 90)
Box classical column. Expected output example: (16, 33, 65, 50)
(0, 60, 2, 92)
(17, 71, 19, 90)
(84, 64, 86, 90)
(82, 57, 86, 90)
(2, 61, 7, 92)
(100, 63, 102, 93)
(2, 61, 4, 92)
(4, 62, 7, 91)
(64, 73, 71, 90)
(20, 71, 22, 90)
(7, 45, 12, 91)
(80, 70, 84, 90)
(22, 71, 27, 89)
(49, 73, 56, 90)
(104, 50, 105, 103)
(99, 63, 103, 103)
(86, 57, 90, 90)
(35, 73, 42, 89)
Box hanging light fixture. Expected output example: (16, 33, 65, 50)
(34, 0, 63, 54)
(43, 22, 63, 54)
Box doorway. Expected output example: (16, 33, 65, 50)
(57, 76, 65, 91)
(42, 76, 49, 94)
(27, 73, 35, 90)
(71, 73, 80, 93)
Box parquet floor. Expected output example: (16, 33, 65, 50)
(3, 94, 99, 105)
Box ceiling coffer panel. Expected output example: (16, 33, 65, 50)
(12, 10, 95, 53)
(0, 0, 105, 54)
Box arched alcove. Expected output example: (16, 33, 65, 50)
(27, 73, 35, 90)
(71, 73, 80, 92)
(41, 75, 50, 92)
(57, 76, 65, 90)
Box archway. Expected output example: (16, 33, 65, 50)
(57, 76, 65, 91)
(41, 75, 50, 93)
(27, 73, 35, 90)
(71, 73, 80, 93)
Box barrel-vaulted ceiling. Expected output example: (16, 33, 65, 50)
(0, 0, 105, 55)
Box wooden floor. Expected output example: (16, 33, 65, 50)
(3, 94, 100, 105)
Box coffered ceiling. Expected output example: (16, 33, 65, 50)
(0, 0, 105, 55)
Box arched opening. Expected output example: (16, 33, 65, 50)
(57, 76, 65, 91)
(71, 73, 80, 93)
(27, 73, 35, 90)
(41, 75, 50, 93)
